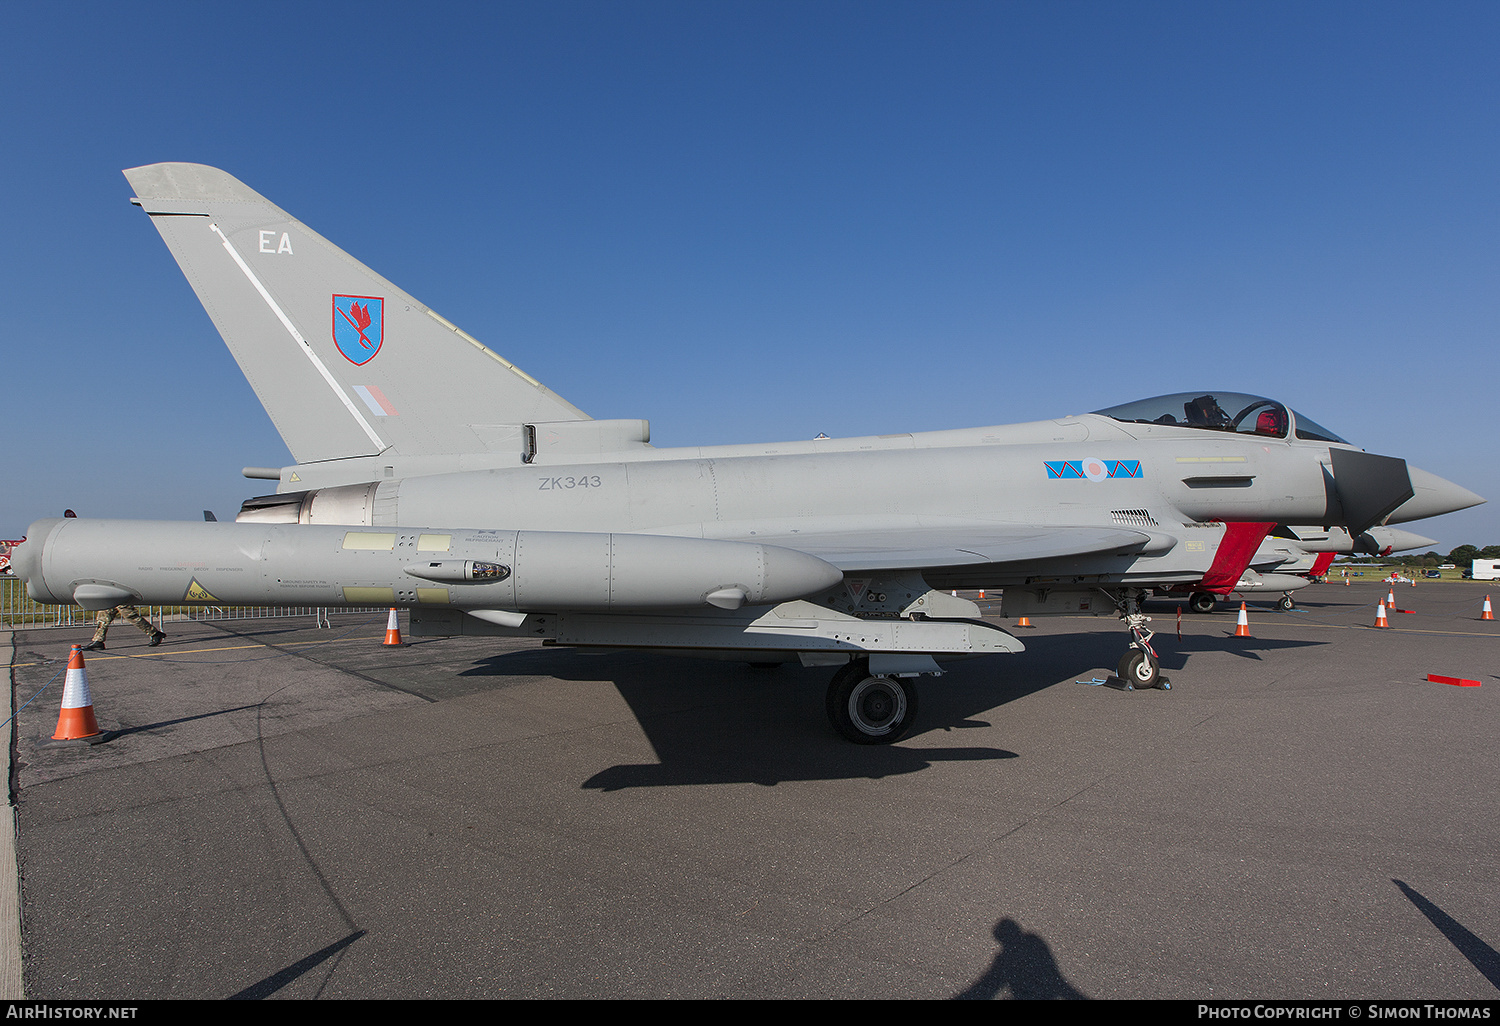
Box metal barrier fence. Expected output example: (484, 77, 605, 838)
(0, 576, 368, 630)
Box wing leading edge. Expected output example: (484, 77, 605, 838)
(739, 524, 1158, 572)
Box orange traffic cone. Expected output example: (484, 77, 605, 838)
(1234, 602, 1251, 637)
(1482, 596, 1494, 621)
(1374, 601, 1389, 628)
(1017, 616, 1033, 628)
(383, 607, 403, 646)
(978, 589, 985, 599)
(52, 645, 105, 744)
(1386, 587, 1397, 610)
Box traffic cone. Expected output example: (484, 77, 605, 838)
(383, 607, 403, 646)
(1482, 596, 1494, 621)
(1017, 616, 1033, 628)
(978, 589, 985, 599)
(1234, 602, 1251, 637)
(52, 645, 105, 744)
(1386, 587, 1397, 610)
(1374, 601, 1389, 628)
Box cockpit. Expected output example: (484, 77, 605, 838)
(1092, 392, 1349, 444)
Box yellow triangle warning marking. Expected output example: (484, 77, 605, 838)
(183, 578, 219, 603)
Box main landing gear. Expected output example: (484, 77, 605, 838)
(826, 659, 920, 745)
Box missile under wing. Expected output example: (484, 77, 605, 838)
(15, 164, 1484, 744)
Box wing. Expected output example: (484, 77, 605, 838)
(741, 523, 1157, 572)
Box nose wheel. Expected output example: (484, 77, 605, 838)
(1116, 589, 1169, 690)
(1117, 647, 1165, 688)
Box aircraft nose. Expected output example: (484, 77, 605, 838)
(1387, 466, 1485, 523)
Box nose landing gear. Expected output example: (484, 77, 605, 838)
(1117, 589, 1169, 690)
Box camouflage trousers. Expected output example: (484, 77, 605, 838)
(92, 604, 158, 643)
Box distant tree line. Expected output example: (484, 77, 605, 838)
(1338, 545, 1500, 566)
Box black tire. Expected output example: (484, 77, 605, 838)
(826, 661, 919, 744)
(1117, 648, 1161, 689)
(1277, 595, 1295, 611)
(1189, 592, 1216, 615)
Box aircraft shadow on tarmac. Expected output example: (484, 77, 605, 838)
(1006, 629, 1327, 677)
(952, 917, 1089, 1000)
(453, 621, 1326, 792)
(457, 626, 1318, 791)
(460, 647, 1035, 789)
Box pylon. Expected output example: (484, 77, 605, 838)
(1017, 616, 1033, 628)
(1386, 587, 1397, 609)
(1374, 601, 1389, 628)
(52, 645, 105, 744)
(1482, 596, 1494, 621)
(978, 589, 985, 599)
(1234, 602, 1251, 637)
(383, 607, 403, 646)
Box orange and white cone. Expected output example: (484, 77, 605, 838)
(1374, 601, 1389, 628)
(1482, 596, 1494, 621)
(1387, 588, 1397, 610)
(1017, 616, 1033, 627)
(383, 607, 403, 646)
(52, 645, 104, 744)
(1234, 602, 1251, 637)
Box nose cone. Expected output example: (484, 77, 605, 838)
(1362, 527, 1437, 554)
(1387, 467, 1485, 524)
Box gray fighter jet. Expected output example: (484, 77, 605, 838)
(13, 164, 1485, 743)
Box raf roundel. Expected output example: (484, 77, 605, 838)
(1081, 457, 1109, 482)
(332, 294, 384, 365)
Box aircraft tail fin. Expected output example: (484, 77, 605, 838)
(123, 163, 589, 467)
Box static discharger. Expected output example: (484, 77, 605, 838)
(51, 646, 108, 745)
(1427, 673, 1480, 687)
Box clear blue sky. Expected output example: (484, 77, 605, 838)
(3, 1, 1495, 551)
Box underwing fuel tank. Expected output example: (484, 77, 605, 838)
(15, 519, 844, 614)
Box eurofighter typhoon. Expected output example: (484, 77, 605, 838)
(14, 164, 1484, 743)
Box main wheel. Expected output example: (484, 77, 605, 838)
(1189, 592, 1216, 614)
(1277, 594, 1295, 611)
(1117, 648, 1161, 689)
(826, 661, 919, 744)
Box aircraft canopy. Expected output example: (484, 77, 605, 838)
(1093, 392, 1348, 444)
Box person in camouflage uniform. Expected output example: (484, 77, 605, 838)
(84, 605, 164, 651)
